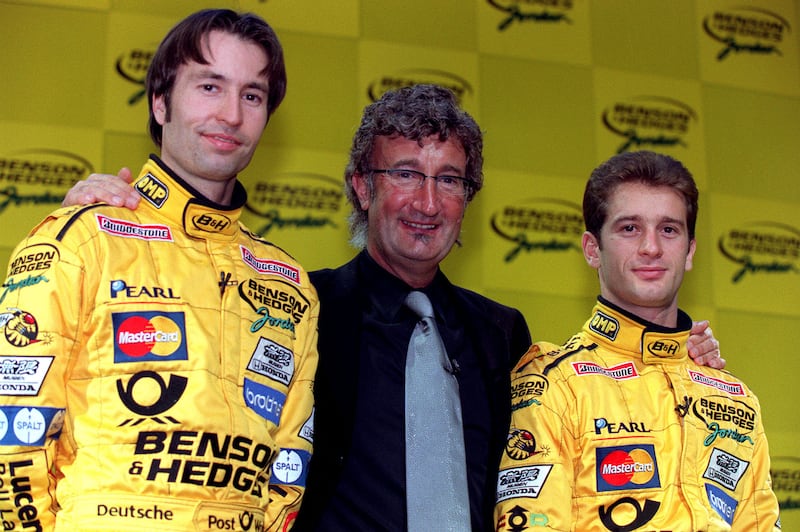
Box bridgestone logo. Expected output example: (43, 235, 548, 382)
(572, 361, 639, 380)
(96, 214, 173, 242)
(240, 246, 300, 284)
(688, 370, 745, 396)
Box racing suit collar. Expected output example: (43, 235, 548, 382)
(584, 297, 692, 364)
(132, 155, 245, 240)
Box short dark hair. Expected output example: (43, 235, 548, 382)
(146, 9, 286, 147)
(344, 84, 484, 247)
(583, 150, 699, 242)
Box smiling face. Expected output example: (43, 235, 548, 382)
(152, 30, 270, 204)
(351, 134, 468, 288)
(582, 181, 696, 326)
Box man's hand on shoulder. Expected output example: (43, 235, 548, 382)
(62, 167, 140, 209)
(688, 320, 726, 369)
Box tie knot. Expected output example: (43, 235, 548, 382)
(405, 291, 434, 319)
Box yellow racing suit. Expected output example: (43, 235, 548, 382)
(0, 156, 319, 531)
(495, 298, 780, 531)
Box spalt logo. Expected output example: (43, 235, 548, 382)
(487, 0, 574, 32)
(717, 221, 800, 283)
(366, 69, 472, 104)
(490, 198, 583, 263)
(596, 444, 660, 492)
(702, 7, 791, 61)
(245, 173, 343, 236)
(589, 310, 619, 340)
(135, 173, 169, 208)
(602, 96, 697, 154)
(112, 311, 188, 363)
(115, 46, 155, 105)
(646, 338, 680, 358)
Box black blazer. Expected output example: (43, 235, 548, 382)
(295, 253, 532, 531)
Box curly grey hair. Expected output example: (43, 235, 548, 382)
(344, 84, 484, 248)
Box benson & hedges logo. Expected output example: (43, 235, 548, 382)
(490, 198, 582, 262)
(366, 69, 472, 105)
(115, 45, 156, 105)
(702, 7, 792, 61)
(601, 96, 698, 154)
(717, 221, 800, 283)
(486, 0, 574, 31)
(245, 172, 343, 236)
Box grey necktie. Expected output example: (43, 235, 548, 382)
(404, 290, 471, 531)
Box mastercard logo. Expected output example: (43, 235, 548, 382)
(596, 444, 661, 492)
(112, 311, 188, 363)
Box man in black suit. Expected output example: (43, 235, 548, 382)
(63, 83, 723, 532)
(298, 85, 532, 531)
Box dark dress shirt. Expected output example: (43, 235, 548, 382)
(294, 251, 531, 531)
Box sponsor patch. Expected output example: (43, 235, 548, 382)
(96, 214, 173, 242)
(505, 427, 549, 460)
(703, 448, 749, 491)
(240, 246, 300, 284)
(596, 444, 660, 492)
(646, 338, 680, 358)
(110, 279, 179, 300)
(135, 172, 169, 208)
(239, 278, 310, 328)
(0, 405, 64, 446)
(572, 361, 639, 380)
(1, 308, 48, 347)
(510, 373, 547, 410)
(496, 506, 550, 530)
(706, 483, 738, 525)
(0, 356, 53, 396)
(112, 311, 188, 362)
(247, 337, 295, 386)
(589, 310, 619, 340)
(692, 395, 756, 447)
(1, 274, 50, 305)
(243, 377, 285, 425)
(594, 418, 651, 436)
(688, 369, 745, 396)
(270, 448, 311, 487)
(496, 465, 553, 502)
(8, 243, 60, 276)
(298, 408, 314, 444)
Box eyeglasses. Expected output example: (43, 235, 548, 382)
(369, 169, 472, 197)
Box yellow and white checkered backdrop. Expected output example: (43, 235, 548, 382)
(2, 0, 799, 523)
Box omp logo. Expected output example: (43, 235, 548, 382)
(192, 212, 232, 233)
(245, 172, 343, 236)
(112, 311, 188, 362)
(135, 173, 169, 208)
(487, 0, 574, 31)
(646, 338, 680, 358)
(0, 149, 92, 214)
(702, 7, 791, 61)
(596, 444, 660, 491)
(97, 214, 173, 242)
(572, 361, 638, 380)
(602, 96, 697, 154)
(8, 243, 59, 276)
(688, 369, 745, 396)
(115, 46, 155, 105)
(717, 221, 800, 283)
(240, 246, 300, 284)
(589, 310, 619, 340)
(366, 69, 472, 105)
(490, 198, 583, 263)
